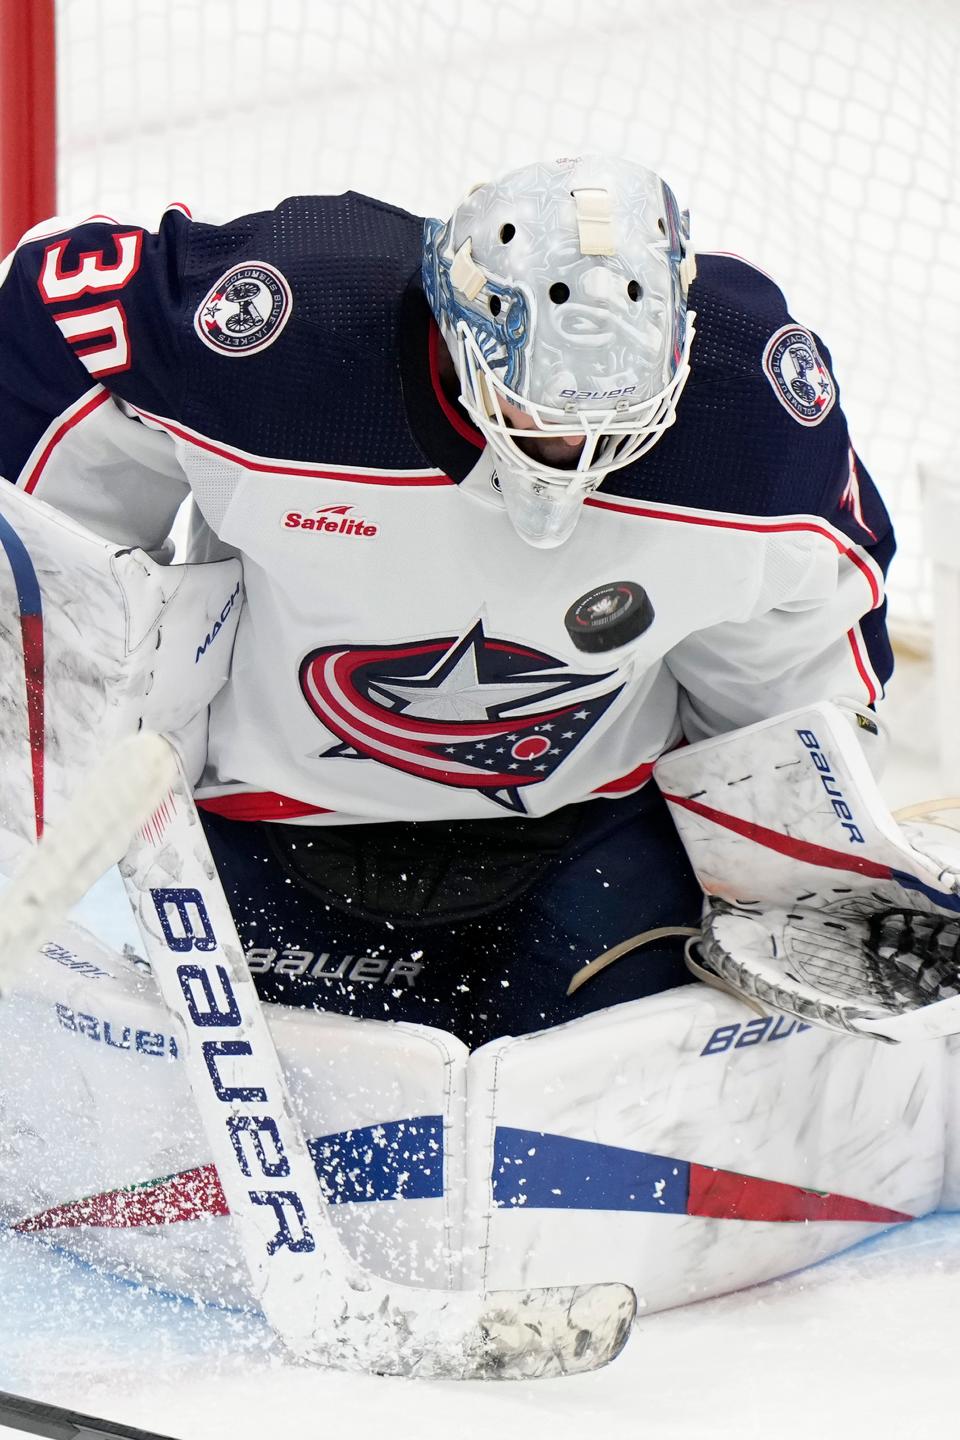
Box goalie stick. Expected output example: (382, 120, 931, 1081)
(0, 1387, 178, 1440)
(0, 734, 635, 1380)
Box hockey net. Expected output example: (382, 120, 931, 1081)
(1, 0, 958, 656)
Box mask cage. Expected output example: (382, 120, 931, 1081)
(454, 314, 696, 489)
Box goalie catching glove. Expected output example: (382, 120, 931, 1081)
(654, 700, 960, 1042)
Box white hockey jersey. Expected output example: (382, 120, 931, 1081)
(0, 196, 893, 823)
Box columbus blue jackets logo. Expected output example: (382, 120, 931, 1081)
(299, 620, 622, 813)
(194, 262, 292, 355)
(762, 325, 835, 425)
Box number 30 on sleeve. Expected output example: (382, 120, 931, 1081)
(38, 229, 143, 377)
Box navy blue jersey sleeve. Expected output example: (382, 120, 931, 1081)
(0, 194, 427, 546)
(815, 432, 895, 694)
(0, 209, 191, 488)
(609, 253, 895, 705)
(0, 210, 203, 549)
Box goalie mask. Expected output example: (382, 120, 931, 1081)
(422, 155, 697, 548)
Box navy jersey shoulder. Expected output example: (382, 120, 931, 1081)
(0, 194, 433, 478)
(176, 193, 430, 467)
(606, 253, 851, 518)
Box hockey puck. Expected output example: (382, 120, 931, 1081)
(564, 581, 654, 652)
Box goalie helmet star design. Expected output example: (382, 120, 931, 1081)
(299, 620, 623, 812)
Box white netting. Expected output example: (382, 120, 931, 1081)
(54, 0, 960, 639)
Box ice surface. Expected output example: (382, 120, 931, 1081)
(1, 1214, 958, 1439)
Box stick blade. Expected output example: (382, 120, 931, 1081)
(304, 1281, 637, 1380)
(469, 1282, 637, 1380)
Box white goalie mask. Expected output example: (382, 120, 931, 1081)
(423, 155, 697, 548)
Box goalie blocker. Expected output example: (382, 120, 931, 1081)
(0, 479, 242, 857)
(654, 699, 960, 1042)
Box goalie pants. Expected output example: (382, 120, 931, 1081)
(199, 785, 701, 1049)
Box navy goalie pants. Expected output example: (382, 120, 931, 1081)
(199, 785, 702, 1050)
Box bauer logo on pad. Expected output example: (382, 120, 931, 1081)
(194, 261, 293, 356)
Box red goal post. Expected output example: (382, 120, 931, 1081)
(0, 0, 56, 257)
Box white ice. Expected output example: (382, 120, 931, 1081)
(1, 1209, 958, 1439)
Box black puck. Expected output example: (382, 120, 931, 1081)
(564, 580, 654, 652)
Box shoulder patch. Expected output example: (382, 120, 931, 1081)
(762, 324, 836, 426)
(193, 261, 292, 356)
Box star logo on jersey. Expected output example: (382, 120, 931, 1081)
(299, 620, 623, 812)
(762, 324, 835, 426)
(193, 261, 292, 356)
